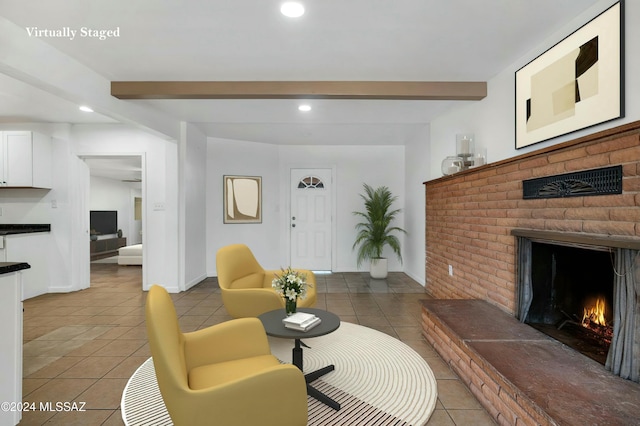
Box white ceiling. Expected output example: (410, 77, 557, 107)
(0, 73, 116, 125)
(0, 0, 601, 148)
(82, 156, 142, 182)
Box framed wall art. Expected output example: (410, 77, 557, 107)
(515, 2, 624, 149)
(223, 175, 262, 223)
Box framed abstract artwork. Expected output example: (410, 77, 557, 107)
(515, 2, 623, 149)
(223, 175, 262, 223)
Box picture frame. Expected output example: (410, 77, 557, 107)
(515, 2, 624, 149)
(223, 175, 262, 223)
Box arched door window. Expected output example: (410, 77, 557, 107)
(297, 176, 325, 189)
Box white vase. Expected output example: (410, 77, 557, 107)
(370, 258, 388, 279)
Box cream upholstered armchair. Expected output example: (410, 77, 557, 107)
(145, 285, 308, 426)
(216, 244, 317, 318)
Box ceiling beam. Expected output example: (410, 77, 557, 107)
(111, 81, 487, 101)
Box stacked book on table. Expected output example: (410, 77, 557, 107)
(282, 312, 322, 332)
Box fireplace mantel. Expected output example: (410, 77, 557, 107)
(511, 229, 640, 250)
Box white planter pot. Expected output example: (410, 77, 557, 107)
(370, 258, 388, 279)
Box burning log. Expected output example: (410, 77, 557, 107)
(582, 319, 613, 345)
(556, 308, 613, 347)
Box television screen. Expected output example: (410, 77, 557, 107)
(90, 210, 118, 235)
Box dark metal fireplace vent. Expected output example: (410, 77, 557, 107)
(523, 165, 622, 199)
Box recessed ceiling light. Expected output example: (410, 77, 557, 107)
(281, 2, 305, 18)
(298, 104, 311, 112)
(79, 105, 94, 112)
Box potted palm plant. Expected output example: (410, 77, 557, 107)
(352, 183, 407, 279)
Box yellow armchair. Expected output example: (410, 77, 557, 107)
(145, 285, 308, 426)
(216, 244, 317, 318)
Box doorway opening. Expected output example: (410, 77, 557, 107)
(83, 155, 145, 288)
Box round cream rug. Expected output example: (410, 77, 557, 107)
(122, 322, 437, 425)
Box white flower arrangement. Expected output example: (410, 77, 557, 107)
(272, 267, 309, 301)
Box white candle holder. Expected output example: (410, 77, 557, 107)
(456, 134, 475, 170)
(441, 156, 464, 176)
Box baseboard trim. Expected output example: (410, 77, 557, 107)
(185, 273, 207, 290)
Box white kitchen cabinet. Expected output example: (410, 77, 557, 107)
(0, 131, 52, 188)
(0, 267, 25, 426)
(5, 233, 50, 300)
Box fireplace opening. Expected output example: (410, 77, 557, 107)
(525, 242, 614, 365)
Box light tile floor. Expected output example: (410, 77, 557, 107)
(19, 262, 495, 425)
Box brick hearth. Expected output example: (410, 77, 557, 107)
(421, 299, 640, 426)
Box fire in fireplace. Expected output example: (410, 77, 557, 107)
(582, 296, 607, 327)
(523, 242, 614, 364)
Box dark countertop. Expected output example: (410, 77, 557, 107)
(0, 262, 31, 275)
(0, 224, 51, 235)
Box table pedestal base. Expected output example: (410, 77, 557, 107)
(294, 339, 341, 410)
(305, 365, 340, 410)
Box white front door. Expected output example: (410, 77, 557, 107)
(290, 169, 332, 271)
